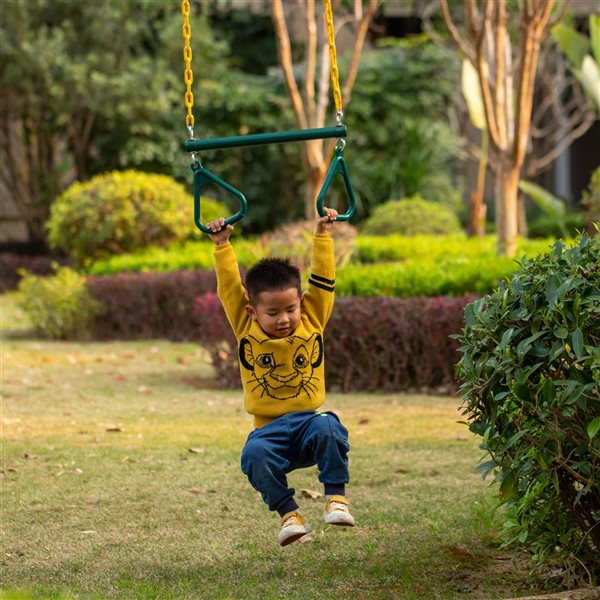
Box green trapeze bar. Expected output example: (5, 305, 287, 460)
(185, 125, 347, 152)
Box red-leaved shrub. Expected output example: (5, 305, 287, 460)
(84, 269, 472, 392)
(192, 292, 474, 393)
(88, 270, 217, 340)
(0, 254, 72, 292)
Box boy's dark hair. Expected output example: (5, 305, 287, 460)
(245, 258, 301, 305)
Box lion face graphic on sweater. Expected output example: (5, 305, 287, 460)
(238, 333, 323, 400)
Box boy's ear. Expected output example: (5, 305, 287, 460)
(245, 304, 257, 320)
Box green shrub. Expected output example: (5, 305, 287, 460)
(47, 170, 225, 263)
(16, 266, 102, 339)
(456, 235, 600, 575)
(361, 197, 462, 236)
(527, 212, 586, 239)
(355, 234, 552, 264)
(87, 234, 557, 298)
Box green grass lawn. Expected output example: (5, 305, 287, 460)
(0, 309, 561, 599)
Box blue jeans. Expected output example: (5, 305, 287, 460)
(241, 411, 350, 512)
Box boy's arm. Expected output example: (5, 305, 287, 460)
(302, 209, 337, 329)
(208, 220, 250, 337)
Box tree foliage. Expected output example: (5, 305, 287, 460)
(346, 36, 461, 216)
(0, 0, 223, 244)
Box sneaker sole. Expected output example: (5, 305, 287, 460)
(323, 513, 356, 527)
(279, 525, 313, 547)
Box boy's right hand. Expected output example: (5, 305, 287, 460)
(206, 218, 234, 246)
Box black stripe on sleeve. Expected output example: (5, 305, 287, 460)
(308, 278, 335, 292)
(310, 273, 335, 286)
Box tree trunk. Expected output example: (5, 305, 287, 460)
(517, 191, 528, 237)
(468, 190, 487, 237)
(495, 165, 520, 257)
(305, 159, 327, 218)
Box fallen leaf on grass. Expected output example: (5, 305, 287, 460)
(441, 544, 478, 563)
(300, 488, 322, 500)
(358, 418, 370, 425)
(188, 448, 205, 454)
(105, 427, 123, 433)
(188, 487, 204, 495)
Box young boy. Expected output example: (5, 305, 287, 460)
(207, 208, 354, 546)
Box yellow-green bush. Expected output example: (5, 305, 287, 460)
(362, 196, 462, 236)
(47, 170, 223, 263)
(16, 266, 102, 339)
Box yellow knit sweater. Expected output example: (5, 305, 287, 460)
(214, 234, 335, 427)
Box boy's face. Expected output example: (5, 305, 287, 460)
(246, 287, 302, 338)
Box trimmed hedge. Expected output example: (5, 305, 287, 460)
(0, 254, 72, 293)
(83, 269, 472, 391)
(87, 235, 557, 299)
(48, 171, 197, 263)
(361, 197, 463, 236)
(88, 270, 218, 340)
(193, 293, 474, 392)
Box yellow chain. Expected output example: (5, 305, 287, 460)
(324, 0, 343, 116)
(181, 0, 194, 129)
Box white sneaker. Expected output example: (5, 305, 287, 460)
(278, 511, 312, 546)
(323, 495, 356, 526)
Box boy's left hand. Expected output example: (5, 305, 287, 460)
(316, 207, 338, 234)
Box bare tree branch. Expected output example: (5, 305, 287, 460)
(439, 0, 476, 62)
(271, 0, 308, 131)
(305, 0, 317, 128)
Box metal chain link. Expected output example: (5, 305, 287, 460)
(324, 0, 343, 117)
(181, 0, 194, 132)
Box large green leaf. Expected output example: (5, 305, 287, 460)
(519, 180, 566, 227)
(577, 55, 600, 111)
(590, 15, 600, 66)
(551, 23, 590, 68)
(461, 59, 486, 130)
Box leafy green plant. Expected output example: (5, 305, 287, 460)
(16, 266, 102, 339)
(47, 171, 198, 264)
(456, 235, 600, 576)
(361, 197, 463, 236)
(551, 16, 600, 111)
(345, 36, 461, 214)
(519, 180, 567, 236)
(528, 213, 586, 240)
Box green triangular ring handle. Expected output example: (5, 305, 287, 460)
(191, 162, 247, 234)
(316, 147, 356, 222)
